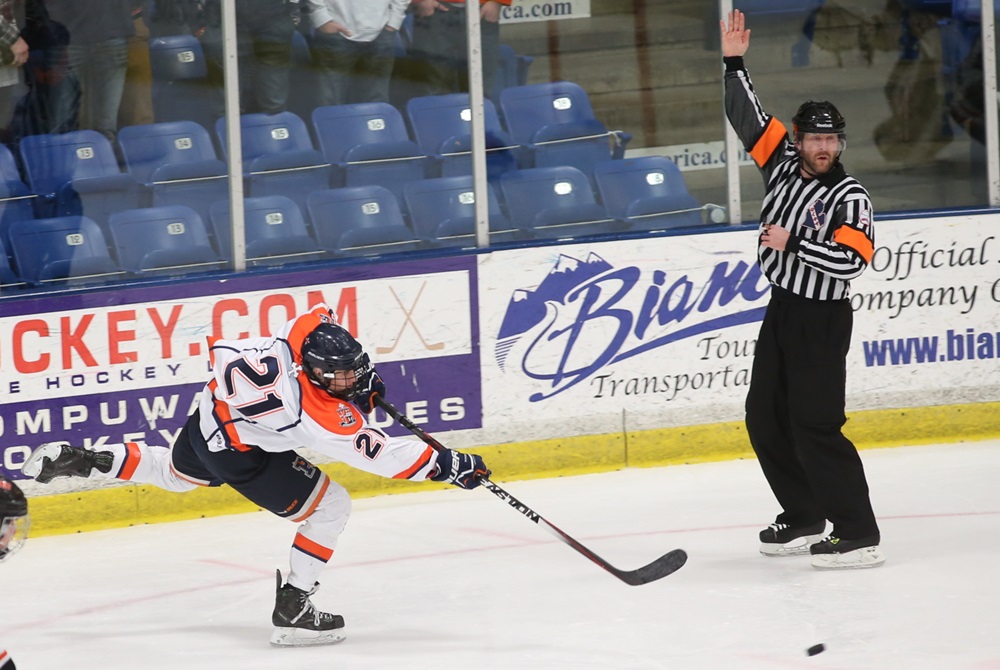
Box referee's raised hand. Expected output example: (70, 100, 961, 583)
(720, 10, 751, 58)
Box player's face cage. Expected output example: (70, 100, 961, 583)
(0, 513, 30, 562)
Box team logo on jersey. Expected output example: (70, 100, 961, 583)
(337, 404, 357, 428)
(806, 200, 826, 230)
(291, 456, 317, 479)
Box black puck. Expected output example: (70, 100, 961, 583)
(806, 643, 826, 656)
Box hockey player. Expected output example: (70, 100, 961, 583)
(22, 303, 491, 646)
(1, 474, 30, 670)
(721, 10, 883, 569)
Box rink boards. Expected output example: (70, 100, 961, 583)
(3, 214, 1000, 534)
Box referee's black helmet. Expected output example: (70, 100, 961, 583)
(792, 100, 846, 138)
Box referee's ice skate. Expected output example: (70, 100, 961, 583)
(758, 521, 826, 556)
(810, 535, 886, 569)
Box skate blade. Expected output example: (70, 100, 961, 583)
(760, 533, 826, 557)
(811, 546, 886, 570)
(269, 626, 347, 647)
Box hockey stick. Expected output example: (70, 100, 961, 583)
(375, 396, 688, 586)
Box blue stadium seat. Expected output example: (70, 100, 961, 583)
(151, 161, 229, 235)
(0, 181, 33, 250)
(0, 142, 27, 187)
(248, 152, 331, 222)
(406, 93, 504, 155)
(340, 142, 427, 208)
(108, 205, 223, 276)
(307, 186, 420, 256)
(209, 195, 323, 267)
(406, 93, 518, 179)
(18, 130, 142, 225)
(215, 112, 319, 168)
(498, 82, 631, 178)
(312, 103, 428, 191)
(0, 235, 23, 287)
(217, 112, 329, 213)
(119, 121, 223, 186)
(149, 34, 208, 80)
(8, 216, 123, 285)
(593, 157, 705, 231)
(404, 176, 525, 247)
(148, 34, 213, 128)
(492, 44, 534, 101)
(312, 102, 416, 163)
(498, 166, 623, 239)
(0, 144, 36, 249)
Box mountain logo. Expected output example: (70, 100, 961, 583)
(495, 252, 769, 401)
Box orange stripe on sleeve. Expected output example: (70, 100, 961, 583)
(118, 442, 142, 480)
(207, 379, 251, 452)
(293, 532, 335, 562)
(206, 336, 221, 368)
(394, 445, 436, 480)
(833, 225, 874, 263)
(749, 117, 788, 168)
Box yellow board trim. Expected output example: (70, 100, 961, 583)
(26, 402, 1000, 537)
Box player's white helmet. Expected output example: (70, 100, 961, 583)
(300, 323, 374, 401)
(0, 475, 29, 562)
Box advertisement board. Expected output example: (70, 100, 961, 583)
(0, 256, 481, 481)
(500, 0, 590, 23)
(477, 216, 1000, 440)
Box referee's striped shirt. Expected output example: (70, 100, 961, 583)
(724, 56, 875, 302)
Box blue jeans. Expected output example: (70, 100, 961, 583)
(202, 19, 295, 115)
(312, 29, 396, 107)
(409, 5, 500, 98)
(66, 39, 129, 142)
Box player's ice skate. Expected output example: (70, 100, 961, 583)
(758, 521, 826, 557)
(270, 570, 346, 647)
(22, 444, 113, 484)
(809, 536, 886, 569)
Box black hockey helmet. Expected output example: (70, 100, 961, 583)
(792, 100, 846, 138)
(299, 323, 374, 400)
(0, 475, 29, 562)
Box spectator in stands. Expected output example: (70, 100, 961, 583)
(0, 0, 28, 140)
(118, 1, 154, 129)
(407, 0, 509, 99)
(42, 0, 134, 143)
(199, 0, 300, 115)
(305, 0, 408, 107)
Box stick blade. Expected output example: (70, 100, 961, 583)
(616, 549, 688, 586)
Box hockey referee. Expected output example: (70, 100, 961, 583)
(721, 10, 883, 569)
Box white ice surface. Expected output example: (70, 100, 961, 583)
(2, 441, 999, 669)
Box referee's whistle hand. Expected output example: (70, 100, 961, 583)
(760, 224, 790, 251)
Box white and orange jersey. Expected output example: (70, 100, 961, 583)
(196, 304, 438, 482)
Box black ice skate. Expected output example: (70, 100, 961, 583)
(270, 569, 346, 647)
(758, 521, 826, 557)
(810, 535, 885, 569)
(22, 444, 113, 484)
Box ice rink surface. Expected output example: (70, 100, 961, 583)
(3, 440, 999, 670)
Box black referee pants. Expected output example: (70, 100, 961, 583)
(745, 292, 879, 541)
